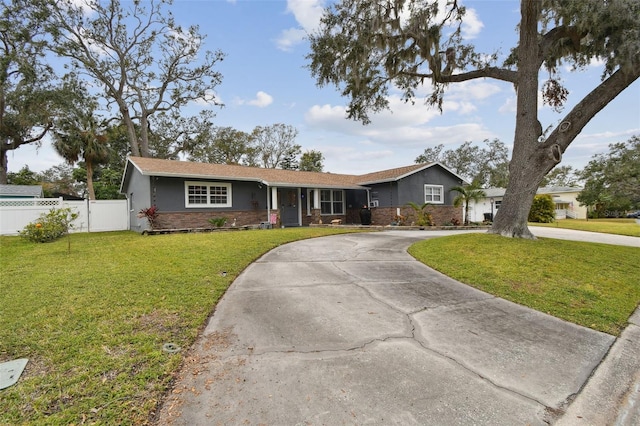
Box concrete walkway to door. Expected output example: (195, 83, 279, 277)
(153, 229, 635, 425)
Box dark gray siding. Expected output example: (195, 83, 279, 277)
(152, 176, 268, 213)
(369, 182, 398, 207)
(397, 165, 464, 205)
(346, 189, 369, 210)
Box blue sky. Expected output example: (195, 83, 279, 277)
(9, 0, 640, 176)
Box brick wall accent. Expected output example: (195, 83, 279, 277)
(302, 208, 322, 226)
(370, 205, 462, 226)
(153, 205, 461, 229)
(155, 210, 270, 230)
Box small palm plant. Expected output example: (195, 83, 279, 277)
(405, 201, 433, 226)
(451, 180, 486, 226)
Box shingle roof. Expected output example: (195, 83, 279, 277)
(356, 163, 436, 184)
(125, 157, 447, 189)
(0, 184, 43, 197)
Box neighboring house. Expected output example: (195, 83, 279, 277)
(0, 184, 43, 199)
(469, 186, 587, 223)
(120, 156, 466, 232)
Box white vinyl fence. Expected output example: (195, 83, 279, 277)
(0, 198, 129, 236)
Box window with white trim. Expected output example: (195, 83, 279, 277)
(320, 189, 344, 215)
(424, 184, 444, 204)
(185, 181, 232, 208)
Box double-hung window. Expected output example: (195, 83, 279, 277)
(185, 181, 232, 208)
(424, 184, 444, 204)
(320, 189, 344, 215)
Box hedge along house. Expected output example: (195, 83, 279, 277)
(120, 156, 466, 232)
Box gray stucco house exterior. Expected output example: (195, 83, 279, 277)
(120, 156, 466, 232)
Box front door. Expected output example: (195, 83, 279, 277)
(279, 188, 300, 227)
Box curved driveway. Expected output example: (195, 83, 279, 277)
(156, 229, 629, 425)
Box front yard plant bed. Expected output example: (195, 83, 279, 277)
(141, 225, 264, 235)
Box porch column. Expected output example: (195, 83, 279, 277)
(269, 187, 279, 226)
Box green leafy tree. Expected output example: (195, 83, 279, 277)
(299, 150, 325, 172)
(250, 124, 301, 169)
(528, 194, 555, 223)
(188, 126, 253, 165)
(40, 163, 84, 197)
(416, 139, 509, 187)
(451, 180, 486, 226)
(577, 136, 640, 216)
(6, 166, 40, 186)
(150, 110, 218, 160)
(45, 0, 225, 158)
(0, 0, 85, 183)
(52, 109, 111, 200)
(280, 152, 299, 171)
(308, 0, 640, 239)
(540, 165, 580, 188)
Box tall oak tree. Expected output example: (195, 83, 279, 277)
(308, 0, 640, 238)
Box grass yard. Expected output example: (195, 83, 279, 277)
(0, 228, 361, 425)
(409, 233, 640, 336)
(2, 227, 639, 424)
(530, 218, 640, 237)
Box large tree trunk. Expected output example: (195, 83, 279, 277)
(490, 154, 552, 238)
(139, 113, 150, 158)
(489, 0, 555, 239)
(120, 106, 140, 157)
(0, 149, 8, 184)
(86, 161, 96, 200)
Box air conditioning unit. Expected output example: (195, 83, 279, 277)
(369, 200, 379, 208)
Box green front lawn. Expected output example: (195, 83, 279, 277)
(2, 227, 638, 424)
(530, 218, 640, 237)
(0, 228, 360, 425)
(409, 233, 640, 336)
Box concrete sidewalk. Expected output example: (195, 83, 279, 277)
(529, 226, 640, 247)
(155, 230, 639, 425)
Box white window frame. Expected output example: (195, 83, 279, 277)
(184, 181, 232, 208)
(424, 184, 444, 204)
(320, 189, 345, 215)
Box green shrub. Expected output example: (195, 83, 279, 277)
(19, 208, 79, 243)
(208, 217, 227, 227)
(529, 194, 555, 223)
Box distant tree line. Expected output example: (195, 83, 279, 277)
(1, 0, 323, 198)
(414, 135, 639, 216)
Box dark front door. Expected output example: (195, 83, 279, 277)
(279, 189, 299, 227)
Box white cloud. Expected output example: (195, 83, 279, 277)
(461, 8, 484, 39)
(305, 98, 494, 151)
(286, 0, 325, 32)
(237, 91, 273, 108)
(275, 28, 307, 52)
(498, 96, 516, 114)
(276, 0, 326, 51)
(446, 80, 502, 101)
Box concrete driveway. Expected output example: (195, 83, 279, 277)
(154, 229, 632, 425)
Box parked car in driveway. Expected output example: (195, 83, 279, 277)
(626, 210, 640, 218)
